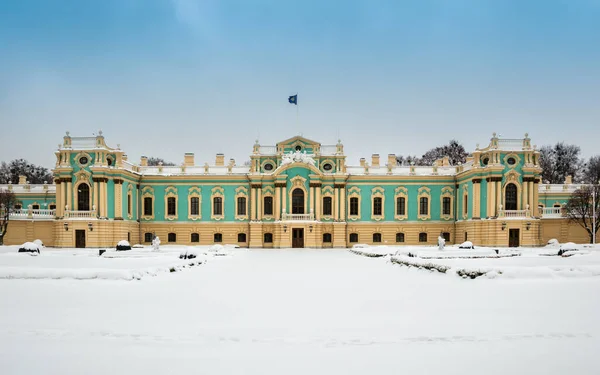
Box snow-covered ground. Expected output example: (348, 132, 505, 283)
(1, 247, 599, 374)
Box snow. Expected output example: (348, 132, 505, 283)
(458, 240, 474, 249)
(117, 240, 131, 247)
(1, 247, 599, 374)
(33, 239, 44, 248)
(20, 242, 40, 251)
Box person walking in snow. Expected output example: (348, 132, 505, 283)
(152, 236, 160, 251)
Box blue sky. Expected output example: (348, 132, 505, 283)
(1, 0, 599, 168)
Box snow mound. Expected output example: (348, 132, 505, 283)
(132, 244, 144, 248)
(458, 241, 474, 249)
(349, 246, 394, 257)
(180, 248, 200, 259)
(33, 239, 44, 248)
(560, 242, 579, 251)
(116, 240, 132, 251)
(546, 238, 560, 248)
(352, 244, 370, 249)
(18, 242, 40, 255)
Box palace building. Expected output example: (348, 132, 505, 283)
(0, 132, 590, 248)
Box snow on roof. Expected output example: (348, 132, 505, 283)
(139, 165, 250, 176)
(539, 184, 586, 193)
(496, 138, 526, 151)
(320, 145, 338, 156)
(345, 165, 458, 176)
(0, 184, 56, 194)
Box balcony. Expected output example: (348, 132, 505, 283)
(9, 208, 56, 220)
(539, 207, 564, 219)
(281, 212, 315, 221)
(64, 210, 97, 219)
(498, 209, 531, 219)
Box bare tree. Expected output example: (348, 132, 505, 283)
(0, 159, 53, 184)
(147, 157, 176, 166)
(564, 184, 600, 244)
(396, 140, 468, 166)
(582, 155, 600, 185)
(0, 189, 18, 245)
(539, 143, 582, 184)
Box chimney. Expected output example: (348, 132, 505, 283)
(359, 158, 366, 167)
(565, 175, 572, 184)
(371, 154, 380, 167)
(18, 175, 27, 185)
(387, 154, 396, 166)
(122, 154, 128, 161)
(216, 153, 225, 166)
(184, 153, 195, 167)
(140, 156, 148, 166)
(229, 158, 235, 166)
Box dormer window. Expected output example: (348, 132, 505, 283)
(107, 157, 113, 166)
(79, 156, 88, 165)
(323, 163, 333, 171)
(507, 157, 516, 165)
(482, 157, 489, 166)
(295, 145, 302, 151)
(264, 163, 274, 171)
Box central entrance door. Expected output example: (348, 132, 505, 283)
(75, 229, 86, 248)
(508, 228, 520, 247)
(292, 228, 304, 248)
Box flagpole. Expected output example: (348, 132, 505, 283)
(296, 93, 299, 135)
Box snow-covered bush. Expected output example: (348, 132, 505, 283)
(558, 242, 580, 256)
(546, 238, 560, 248)
(458, 241, 474, 249)
(180, 248, 200, 259)
(208, 244, 225, 252)
(18, 242, 40, 255)
(116, 240, 132, 251)
(33, 239, 44, 248)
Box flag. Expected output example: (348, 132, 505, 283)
(288, 94, 297, 105)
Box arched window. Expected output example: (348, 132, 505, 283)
(168, 233, 176, 242)
(322, 196, 332, 216)
(396, 233, 405, 243)
(419, 197, 428, 215)
(191, 233, 199, 243)
(214, 233, 223, 243)
(349, 233, 359, 243)
(323, 233, 332, 243)
(419, 232, 427, 243)
(505, 183, 517, 210)
(77, 183, 90, 211)
(238, 233, 247, 242)
(373, 233, 382, 243)
(292, 188, 304, 214)
(396, 197, 406, 216)
(213, 197, 223, 215)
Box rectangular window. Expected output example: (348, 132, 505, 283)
(144, 233, 153, 243)
(127, 194, 132, 216)
(237, 197, 247, 216)
(373, 197, 382, 216)
(143, 197, 152, 216)
(264, 233, 273, 243)
(32, 205, 40, 210)
(264, 196, 273, 216)
(213, 197, 223, 215)
(349, 197, 359, 216)
(464, 197, 468, 215)
(419, 232, 428, 242)
(167, 197, 176, 216)
(419, 197, 428, 215)
(396, 197, 405, 216)
(323, 196, 332, 216)
(443, 197, 451, 215)
(190, 197, 200, 216)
